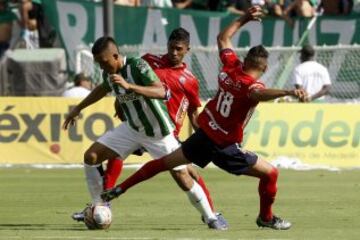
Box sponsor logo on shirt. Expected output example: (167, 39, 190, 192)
(117, 92, 140, 103)
(175, 97, 189, 124)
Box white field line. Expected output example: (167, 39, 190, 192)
(0, 237, 293, 240)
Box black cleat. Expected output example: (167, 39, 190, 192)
(101, 186, 123, 202)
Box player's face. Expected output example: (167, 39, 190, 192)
(94, 46, 120, 74)
(167, 40, 189, 66)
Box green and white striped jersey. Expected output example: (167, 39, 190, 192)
(102, 57, 174, 138)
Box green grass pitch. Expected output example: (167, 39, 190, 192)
(0, 167, 359, 240)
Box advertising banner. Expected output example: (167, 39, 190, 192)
(42, 0, 360, 70)
(243, 103, 360, 168)
(1, 98, 359, 168)
(0, 97, 150, 164)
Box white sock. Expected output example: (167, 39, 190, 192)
(84, 163, 104, 205)
(186, 181, 216, 222)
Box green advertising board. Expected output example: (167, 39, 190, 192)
(42, 0, 360, 70)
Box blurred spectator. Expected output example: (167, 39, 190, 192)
(114, 0, 140, 6)
(62, 73, 92, 98)
(354, 0, 360, 13)
(265, 0, 295, 27)
(141, 0, 173, 7)
(317, 0, 353, 15)
(172, 0, 209, 10)
(18, 0, 40, 49)
(16, 0, 56, 49)
(0, 0, 16, 58)
(208, 0, 220, 10)
(266, 0, 291, 17)
(284, 0, 317, 18)
(292, 45, 331, 102)
(218, 0, 252, 15)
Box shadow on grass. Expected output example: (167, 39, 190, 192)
(0, 224, 87, 231)
(0, 223, 200, 231)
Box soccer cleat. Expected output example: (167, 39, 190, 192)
(71, 204, 92, 222)
(256, 215, 292, 230)
(101, 186, 123, 202)
(72, 211, 85, 222)
(72, 202, 111, 223)
(201, 212, 229, 229)
(215, 212, 229, 229)
(207, 218, 228, 230)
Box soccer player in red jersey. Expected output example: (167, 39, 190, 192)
(73, 28, 228, 230)
(102, 6, 307, 230)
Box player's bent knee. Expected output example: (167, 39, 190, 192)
(84, 150, 99, 165)
(170, 169, 193, 191)
(267, 167, 279, 182)
(187, 165, 200, 181)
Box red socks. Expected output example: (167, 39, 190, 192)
(258, 167, 279, 222)
(103, 158, 124, 190)
(119, 158, 168, 192)
(196, 176, 215, 211)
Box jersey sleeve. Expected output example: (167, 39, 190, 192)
(101, 72, 112, 91)
(130, 58, 160, 86)
(219, 48, 241, 68)
(247, 81, 266, 98)
(185, 78, 202, 109)
(141, 53, 154, 68)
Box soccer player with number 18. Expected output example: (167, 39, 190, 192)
(102, 6, 308, 230)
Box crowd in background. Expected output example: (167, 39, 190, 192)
(114, 0, 356, 16)
(1, 0, 358, 59)
(0, 0, 56, 59)
(0, 0, 358, 100)
(112, 0, 357, 28)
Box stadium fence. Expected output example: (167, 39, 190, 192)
(76, 44, 360, 102)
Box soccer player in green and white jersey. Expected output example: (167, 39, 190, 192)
(63, 36, 226, 230)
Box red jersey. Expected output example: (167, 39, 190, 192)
(142, 53, 201, 137)
(197, 49, 265, 147)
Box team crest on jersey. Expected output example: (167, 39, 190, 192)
(219, 72, 241, 90)
(219, 72, 228, 82)
(179, 76, 186, 84)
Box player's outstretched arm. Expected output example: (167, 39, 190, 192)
(217, 6, 263, 51)
(250, 88, 308, 102)
(62, 85, 109, 130)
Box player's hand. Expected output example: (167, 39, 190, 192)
(245, 5, 264, 22)
(101, 186, 123, 202)
(292, 89, 308, 102)
(110, 74, 130, 90)
(63, 107, 81, 130)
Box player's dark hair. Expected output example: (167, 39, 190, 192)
(245, 45, 269, 69)
(91, 36, 118, 56)
(168, 28, 190, 45)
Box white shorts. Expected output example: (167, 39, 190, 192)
(97, 123, 186, 170)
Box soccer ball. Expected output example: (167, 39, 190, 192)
(84, 205, 112, 230)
